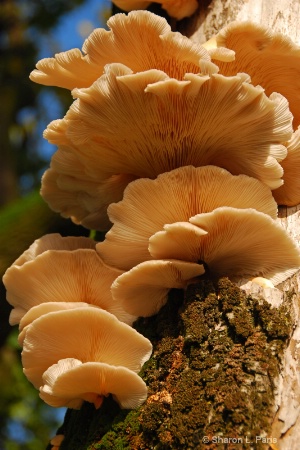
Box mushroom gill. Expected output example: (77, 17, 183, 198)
(42, 64, 291, 229)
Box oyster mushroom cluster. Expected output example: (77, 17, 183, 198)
(3, 234, 152, 410)
(3, 9, 300, 417)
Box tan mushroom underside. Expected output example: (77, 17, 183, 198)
(112, 259, 205, 317)
(40, 358, 148, 410)
(4, 249, 135, 326)
(149, 207, 300, 284)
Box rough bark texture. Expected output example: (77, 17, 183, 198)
(48, 2, 300, 449)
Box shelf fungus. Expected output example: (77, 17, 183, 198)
(21, 306, 152, 389)
(42, 64, 291, 229)
(112, 1, 198, 20)
(3, 234, 137, 326)
(202, 21, 300, 129)
(111, 259, 205, 317)
(96, 165, 278, 270)
(29, 11, 211, 91)
(39, 358, 148, 410)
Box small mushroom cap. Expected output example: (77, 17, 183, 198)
(47, 63, 290, 187)
(18, 302, 96, 346)
(113, 1, 198, 20)
(11, 233, 95, 267)
(148, 207, 300, 284)
(50, 435, 65, 447)
(159, 0, 198, 20)
(97, 165, 278, 270)
(251, 277, 274, 289)
(206, 21, 300, 128)
(40, 358, 148, 410)
(112, 259, 205, 317)
(22, 307, 152, 388)
(4, 248, 135, 326)
(30, 11, 210, 90)
(112, 1, 151, 12)
(273, 127, 300, 206)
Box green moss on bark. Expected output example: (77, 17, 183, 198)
(53, 279, 292, 450)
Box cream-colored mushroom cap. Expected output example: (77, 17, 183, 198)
(40, 358, 148, 410)
(97, 165, 278, 270)
(9, 233, 95, 267)
(22, 307, 152, 388)
(45, 64, 290, 189)
(18, 302, 97, 346)
(273, 127, 300, 206)
(113, 1, 198, 20)
(112, 259, 205, 317)
(148, 207, 300, 285)
(204, 21, 300, 128)
(30, 11, 210, 90)
(4, 249, 135, 326)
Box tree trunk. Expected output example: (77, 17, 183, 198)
(51, 2, 300, 449)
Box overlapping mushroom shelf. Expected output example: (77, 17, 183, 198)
(3, 234, 152, 410)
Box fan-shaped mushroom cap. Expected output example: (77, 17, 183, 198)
(10, 233, 95, 267)
(22, 307, 152, 388)
(273, 127, 300, 206)
(39, 358, 148, 410)
(113, 1, 198, 20)
(148, 207, 300, 285)
(18, 302, 97, 346)
(203, 21, 300, 128)
(45, 64, 290, 188)
(97, 165, 278, 270)
(30, 11, 210, 91)
(4, 248, 136, 326)
(112, 259, 205, 317)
